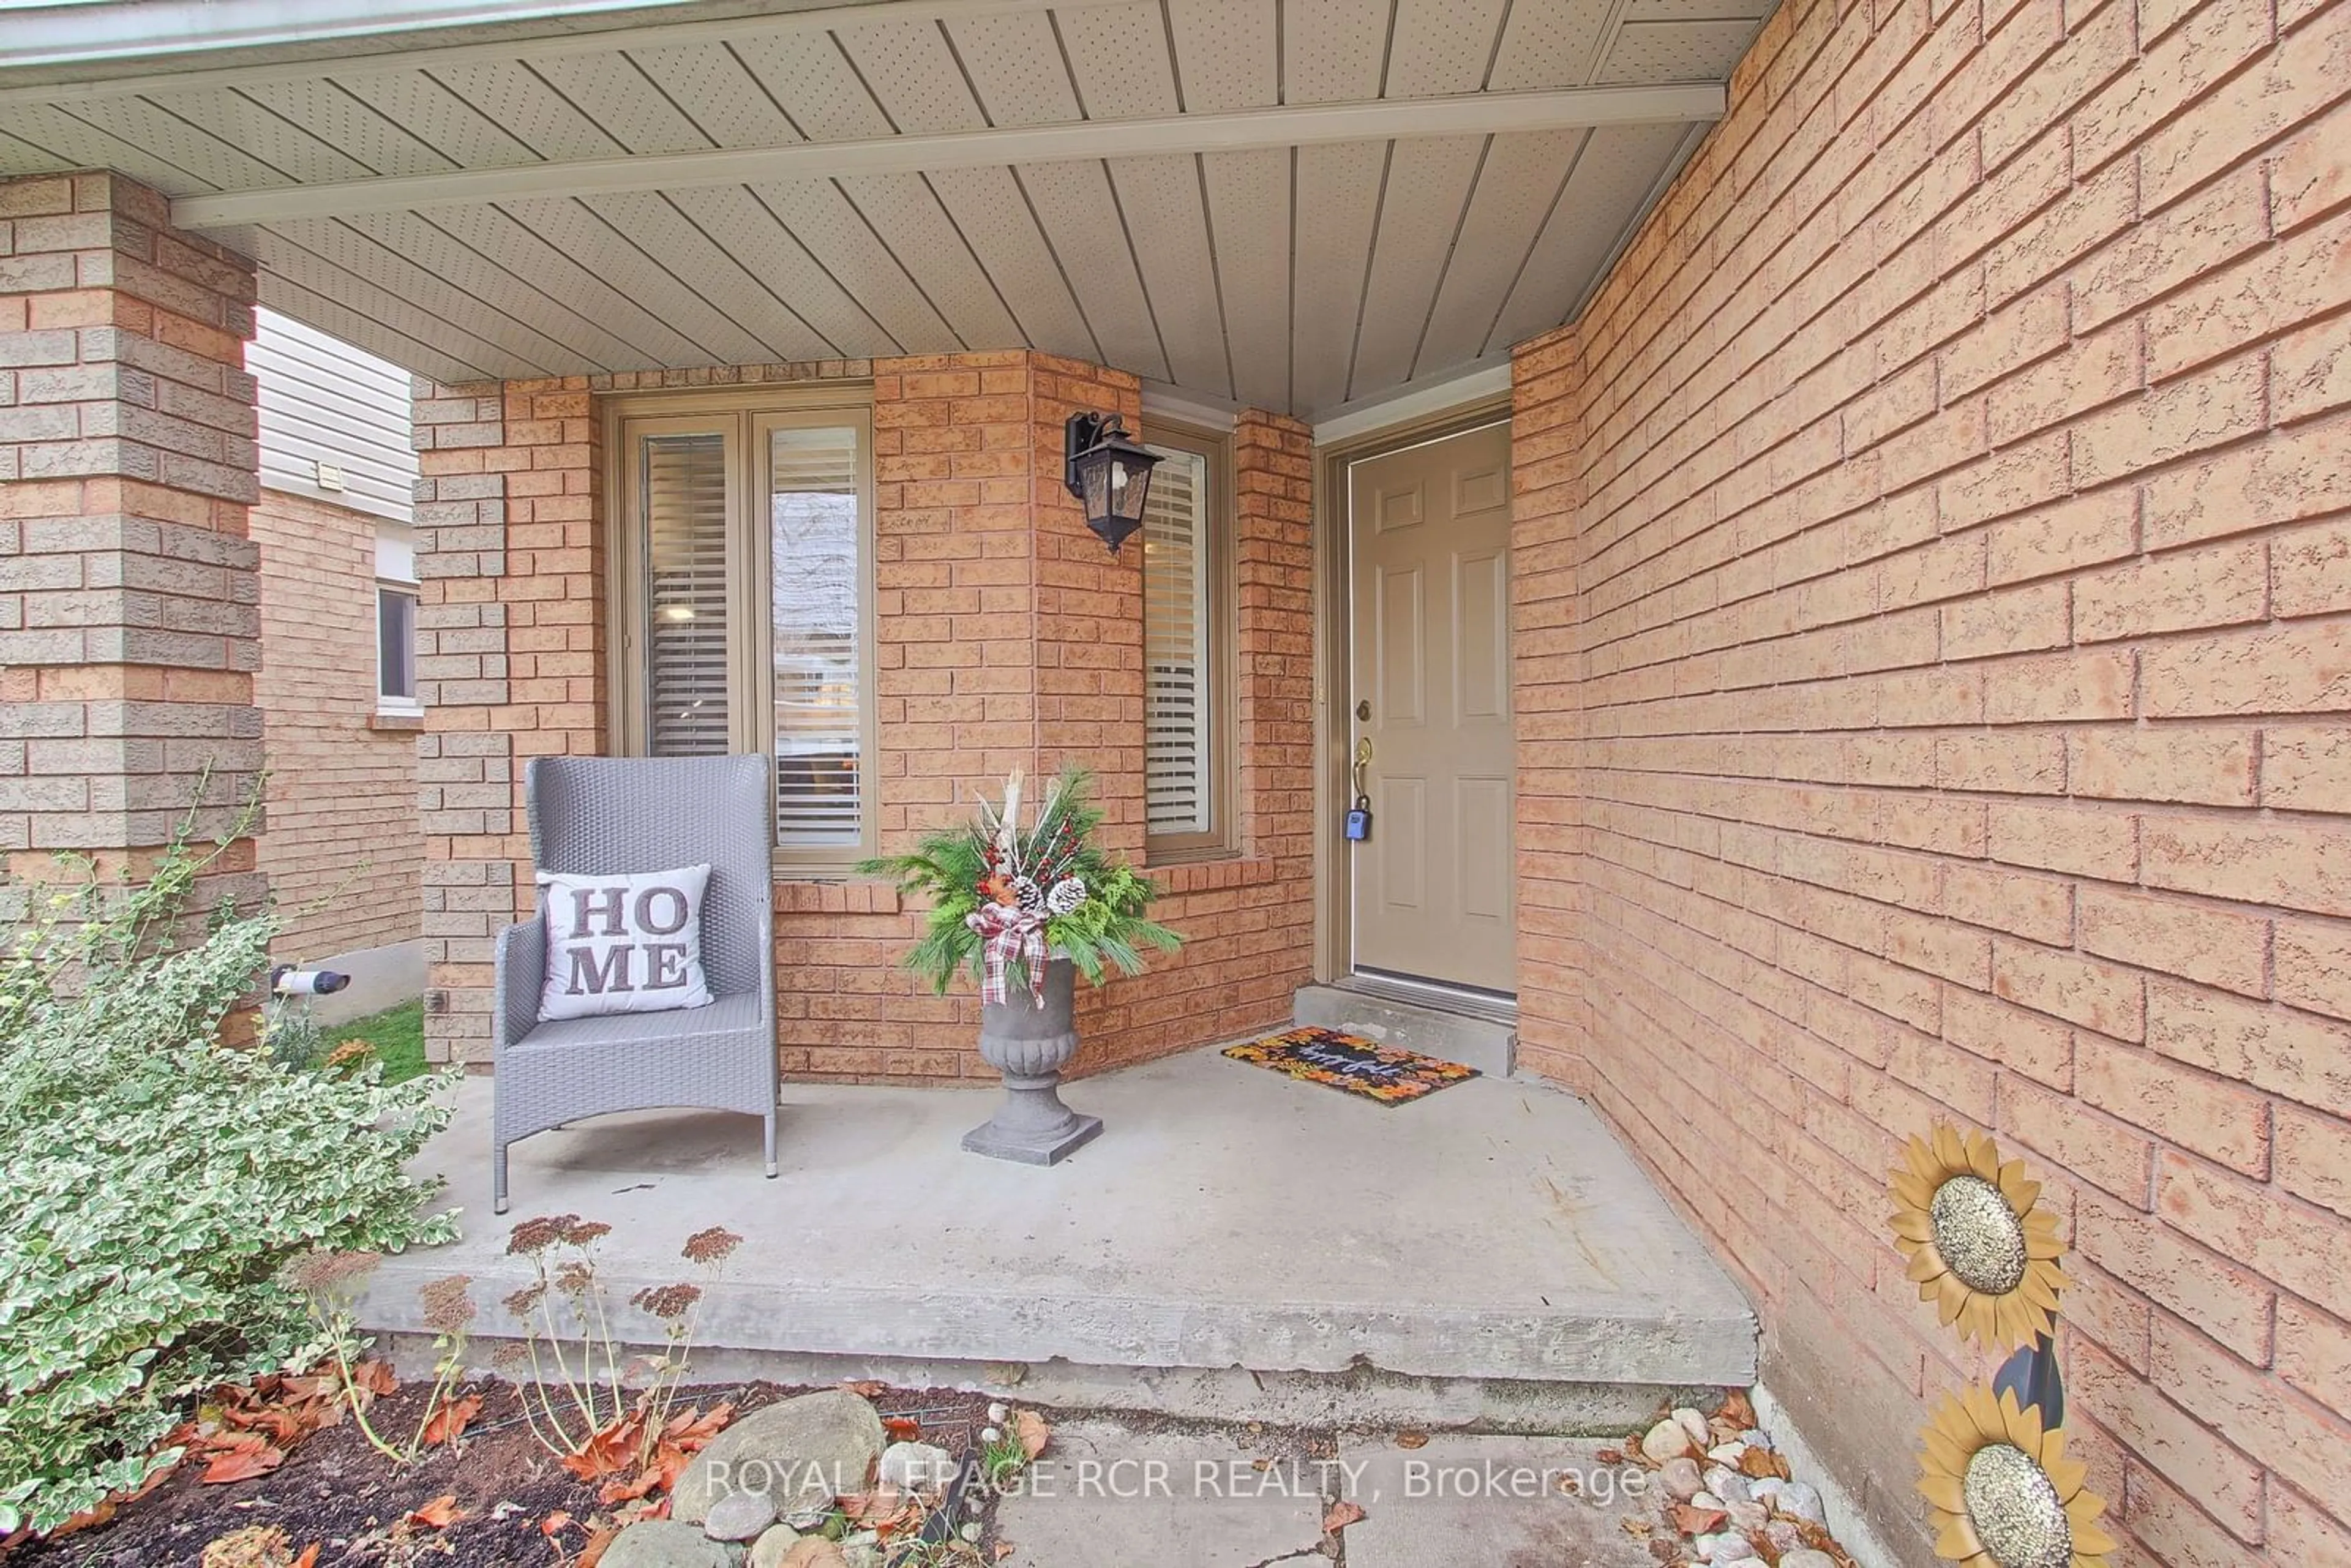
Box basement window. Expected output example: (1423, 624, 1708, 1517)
(375, 523, 422, 717)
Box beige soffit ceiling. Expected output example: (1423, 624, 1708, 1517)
(0, 0, 1766, 416)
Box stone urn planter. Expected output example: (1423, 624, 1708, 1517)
(858, 765, 1181, 1165)
(962, 956, 1102, 1165)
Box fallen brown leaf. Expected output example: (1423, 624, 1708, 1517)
(292, 1547, 320, 1568)
(200, 1438, 285, 1484)
(1393, 1430, 1428, 1449)
(541, 1510, 575, 1537)
(421, 1391, 482, 1448)
(882, 1415, 923, 1442)
(1595, 1447, 1624, 1465)
(839, 1379, 888, 1398)
(1671, 1504, 1727, 1536)
(1012, 1408, 1049, 1459)
(1717, 1390, 1755, 1430)
(576, 1524, 618, 1568)
(1323, 1499, 1367, 1533)
(1739, 1446, 1789, 1480)
(404, 1495, 464, 1531)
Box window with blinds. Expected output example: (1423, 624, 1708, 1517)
(768, 425, 863, 849)
(616, 400, 874, 864)
(1141, 425, 1232, 856)
(641, 432, 732, 757)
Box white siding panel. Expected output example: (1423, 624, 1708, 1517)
(1384, 0, 1513, 96)
(1168, 0, 1280, 112)
(1290, 138, 1387, 416)
(1483, 119, 1689, 353)
(924, 166, 1100, 364)
(1202, 148, 1292, 411)
(1057, 1, 1182, 119)
(1015, 159, 1169, 381)
(1281, 0, 1390, 102)
(1415, 128, 1583, 378)
(1348, 133, 1484, 400)
(1486, 0, 1618, 89)
(942, 10, 1083, 127)
(1109, 153, 1228, 395)
(258, 271, 493, 387)
(663, 184, 899, 358)
(252, 306, 418, 522)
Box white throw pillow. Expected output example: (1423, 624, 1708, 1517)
(536, 864, 715, 1022)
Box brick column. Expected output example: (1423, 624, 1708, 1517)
(0, 171, 263, 910)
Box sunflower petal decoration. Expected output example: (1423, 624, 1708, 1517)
(1890, 1125, 2066, 1350)
(1919, 1384, 2115, 1567)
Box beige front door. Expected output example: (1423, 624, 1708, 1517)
(1347, 421, 1516, 994)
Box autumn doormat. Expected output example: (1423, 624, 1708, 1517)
(1221, 1027, 1479, 1104)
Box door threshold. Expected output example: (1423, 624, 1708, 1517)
(1337, 970, 1518, 1027)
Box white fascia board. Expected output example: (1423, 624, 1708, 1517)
(1312, 361, 1514, 449)
(0, 0, 1107, 100)
(169, 83, 1728, 230)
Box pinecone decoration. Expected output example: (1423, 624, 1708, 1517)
(1046, 876, 1087, 915)
(1008, 875, 1046, 914)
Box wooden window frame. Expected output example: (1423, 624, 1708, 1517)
(1140, 418, 1237, 864)
(603, 384, 879, 876)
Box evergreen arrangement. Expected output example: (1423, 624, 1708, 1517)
(860, 767, 1181, 996)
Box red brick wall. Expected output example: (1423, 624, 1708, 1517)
(250, 487, 421, 961)
(419, 354, 1316, 1076)
(1510, 0, 2351, 1559)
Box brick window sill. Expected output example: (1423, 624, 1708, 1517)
(367, 713, 425, 732)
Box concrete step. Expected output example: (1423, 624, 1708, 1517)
(375, 1049, 1755, 1433)
(1294, 982, 1518, 1078)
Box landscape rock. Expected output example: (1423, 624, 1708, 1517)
(1736, 1428, 1771, 1450)
(1762, 1519, 1805, 1554)
(1692, 1531, 1753, 1562)
(748, 1527, 804, 1568)
(1641, 1417, 1697, 1463)
(1774, 1480, 1826, 1523)
(1707, 1442, 1748, 1465)
(1703, 1465, 1751, 1503)
(878, 1440, 959, 1495)
(1780, 1553, 1837, 1568)
(1673, 1407, 1711, 1446)
(1660, 1457, 1704, 1501)
(1726, 1499, 1770, 1536)
(673, 1390, 887, 1525)
(704, 1486, 779, 1542)
(599, 1520, 737, 1568)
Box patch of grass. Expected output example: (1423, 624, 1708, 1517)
(323, 999, 428, 1084)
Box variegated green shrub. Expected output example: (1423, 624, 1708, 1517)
(0, 830, 457, 1534)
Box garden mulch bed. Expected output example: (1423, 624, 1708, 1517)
(14, 1380, 992, 1568)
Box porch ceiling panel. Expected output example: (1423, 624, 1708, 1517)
(0, 0, 1762, 414)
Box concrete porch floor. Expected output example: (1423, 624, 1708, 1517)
(367, 1045, 1755, 1429)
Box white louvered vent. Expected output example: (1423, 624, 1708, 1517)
(642, 431, 732, 758)
(770, 424, 864, 847)
(1144, 445, 1213, 838)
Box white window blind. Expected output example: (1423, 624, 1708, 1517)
(1144, 445, 1213, 838)
(769, 425, 864, 848)
(641, 431, 732, 758)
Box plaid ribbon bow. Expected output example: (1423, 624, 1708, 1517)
(966, 903, 1049, 1007)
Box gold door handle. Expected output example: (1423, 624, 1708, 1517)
(1352, 737, 1373, 800)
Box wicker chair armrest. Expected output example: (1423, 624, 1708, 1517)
(493, 916, 546, 1056)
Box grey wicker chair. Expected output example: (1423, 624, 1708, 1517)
(491, 753, 779, 1213)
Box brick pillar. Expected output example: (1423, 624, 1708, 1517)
(0, 171, 264, 910)
(1232, 411, 1315, 875)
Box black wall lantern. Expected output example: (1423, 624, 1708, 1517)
(1063, 411, 1161, 556)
